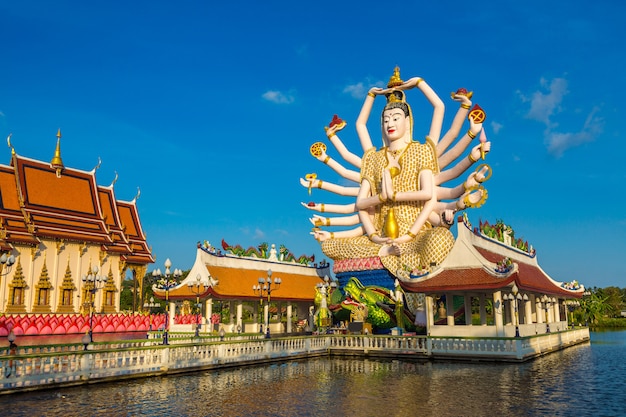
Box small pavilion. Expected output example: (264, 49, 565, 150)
(153, 241, 330, 334)
(400, 215, 585, 337)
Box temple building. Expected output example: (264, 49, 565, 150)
(152, 240, 329, 334)
(0, 131, 154, 315)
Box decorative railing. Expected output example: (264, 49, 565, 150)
(0, 328, 590, 394)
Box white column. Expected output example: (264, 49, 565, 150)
(206, 298, 213, 332)
(553, 300, 561, 322)
(236, 302, 243, 332)
(524, 298, 532, 325)
(493, 291, 504, 337)
(264, 302, 269, 332)
(426, 296, 435, 335)
(536, 299, 544, 323)
(286, 302, 293, 333)
(168, 301, 175, 329)
(446, 294, 454, 326)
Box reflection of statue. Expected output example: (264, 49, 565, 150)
(304, 67, 491, 279)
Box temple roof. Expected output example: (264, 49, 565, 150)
(0, 139, 154, 265)
(399, 216, 584, 299)
(153, 243, 329, 302)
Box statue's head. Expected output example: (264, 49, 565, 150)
(381, 66, 413, 146)
(382, 91, 412, 145)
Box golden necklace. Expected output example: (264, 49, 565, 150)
(388, 145, 407, 159)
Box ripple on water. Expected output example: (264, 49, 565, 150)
(3, 331, 625, 417)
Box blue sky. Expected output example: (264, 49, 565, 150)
(1, 1, 624, 288)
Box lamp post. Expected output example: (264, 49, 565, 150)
(82, 265, 105, 342)
(565, 300, 580, 328)
(505, 284, 521, 337)
(541, 295, 551, 333)
(152, 259, 182, 345)
(187, 274, 208, 338)
(252, 269, 281, 338)
(7, 329, 17, 352)
(316, 275, 337, 332)
(143, 296, 159, 335)
(0, 252, 16, 278)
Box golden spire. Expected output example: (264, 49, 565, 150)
(50, 129, 64, 178)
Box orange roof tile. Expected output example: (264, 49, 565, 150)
(0, 148, 153, 265)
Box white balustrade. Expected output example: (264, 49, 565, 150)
(0, 329, 589, 393)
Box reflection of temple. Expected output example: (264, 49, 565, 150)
(152, 241, 329, 334)
(0, 131, 154, 315)
(399, 215, 584, 337)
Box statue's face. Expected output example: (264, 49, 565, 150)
(382, 108, 408, 143)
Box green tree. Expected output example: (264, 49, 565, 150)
(578, 289, 614, 325)
(597, 287, 624, 318)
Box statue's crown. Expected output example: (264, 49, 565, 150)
(386, 66, 405, 104)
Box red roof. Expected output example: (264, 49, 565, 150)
(0, 149, 154, 264)
(398, 218, 584, 299)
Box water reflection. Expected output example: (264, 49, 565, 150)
(3, 331, 624, 417)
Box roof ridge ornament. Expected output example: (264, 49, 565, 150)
(93, 156, 102, 173)
(50, 129, 64, 178)
(132, 187, 140, 202)
(110, 171, 118, 188)
(6, 133, 15, 155)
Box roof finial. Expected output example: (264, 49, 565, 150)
(6, 133, 15, 155)
(110, 171, 118, 188)
(50, 129, 64, 178)
(93, 156, 102, 172)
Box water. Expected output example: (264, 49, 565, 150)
(3, 330, 625, 417)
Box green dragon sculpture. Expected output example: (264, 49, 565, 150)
(329, 277, 416, 331)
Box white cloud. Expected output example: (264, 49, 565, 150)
(253, 227, 265, 240)
(262, 90, 295, 104)
(525, 77, 568, 128)
(343, 79, 385, 99)
(521, 77, 603, 157)
(545, 107, 603, 157)
(343, 82, 367, 99)
(490, 121, 503, 134)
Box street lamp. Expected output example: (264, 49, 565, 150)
(82, 265, 106, 342)
(565, 300, 580, 328)
(316, 275, 337, 332)
(0, 252, 16, 277)
(541, 295, 551, 333)
(7, 329, 17, 351)
(152, 258, 182, 345)
(252, 269, 281, 338)
(143, 296, 160, 335)
(187, 274, 208, 337)
(505, 283, 521, 337)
